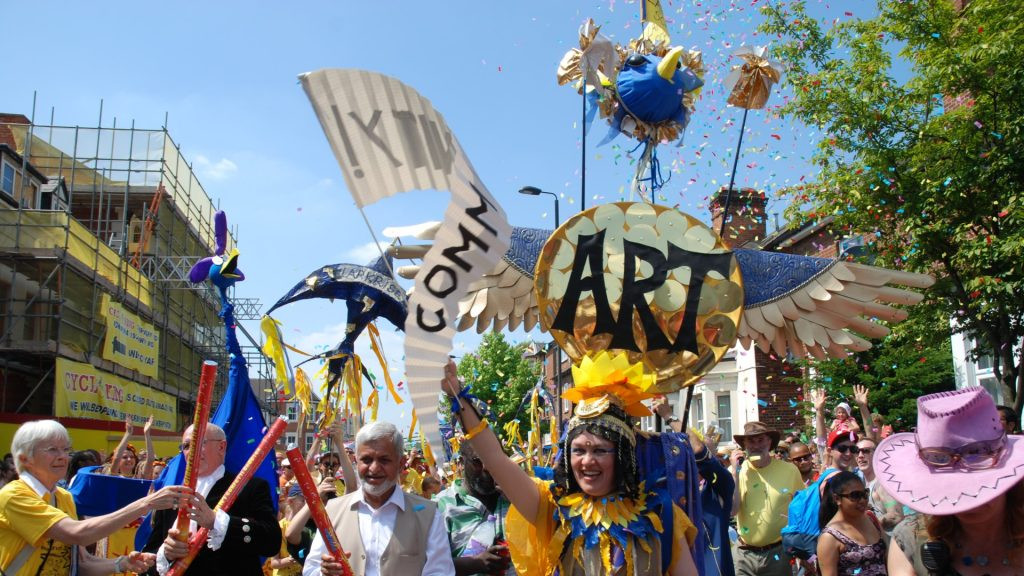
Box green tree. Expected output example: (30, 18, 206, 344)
(457, 332, 541, 443)
(761, 0, 1024, 411)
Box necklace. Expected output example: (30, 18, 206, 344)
(956, 541, 1013, 570)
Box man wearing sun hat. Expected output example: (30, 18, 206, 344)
(729, 421, 804, 576)
(876, 387, 1024, 573)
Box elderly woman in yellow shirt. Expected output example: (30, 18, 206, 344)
(0, 420, 186, 576)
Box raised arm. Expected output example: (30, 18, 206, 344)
(852, 385, 876, 442)
(46, 485, 187, 546)
(693, 427, 733, 505)
(651, 397, 683, 433)
(141, 415, 155, 479)
(108, 414, 133, 476)
(810, 388, 829, 464)
(326, 422, 357, 494)
(305, 429, 324, 472)
(442, 360, 540, 521)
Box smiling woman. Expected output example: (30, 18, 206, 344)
(442, 352, 700, 576)
(0, 420, 187, 575)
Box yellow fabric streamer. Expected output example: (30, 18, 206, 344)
(294, 367, 313, 419)
(641, 0, 670, 46)
(421, 436, 436, 469)
(366, 388, 380, 421)
(409, 408, 418, 443)
(259, 315, 293, 397)
(344, 355, 364, 421)
(367, 323, 404, 405)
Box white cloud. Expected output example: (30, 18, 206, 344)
(193, 154, 238, 181)
(343, 241, 390, 265)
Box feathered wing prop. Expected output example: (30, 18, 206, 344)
(389, 222, 934, 363)
(733, 250, 935, 359)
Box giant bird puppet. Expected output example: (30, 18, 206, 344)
(262, 254, 408, 431)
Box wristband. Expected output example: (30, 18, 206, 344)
(463, 419, 489, 441)
(114, 556, 125, 573)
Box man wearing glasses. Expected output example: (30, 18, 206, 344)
(787, 442, 818, 487)
(143, 423, 281, 575)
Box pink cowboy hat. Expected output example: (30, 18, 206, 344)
(874, 387, 1024, 515)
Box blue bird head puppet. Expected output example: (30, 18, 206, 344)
(610, 47, 703, 141)
(189, 211, 244, 305)
(558, 20, 704, 146)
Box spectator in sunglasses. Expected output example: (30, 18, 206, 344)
(817, 471, 886, 576)
(788, 442, 818, 487)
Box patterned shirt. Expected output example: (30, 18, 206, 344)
(434, 480, 512, 569)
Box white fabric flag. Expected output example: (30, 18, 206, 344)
(300, 69, 511, 458)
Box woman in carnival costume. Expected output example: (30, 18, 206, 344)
(441, 352, 699, 576)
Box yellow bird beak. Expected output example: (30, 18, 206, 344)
(656, 47, 685, 83)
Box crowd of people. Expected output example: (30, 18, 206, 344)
(1, 378, 1022, 575)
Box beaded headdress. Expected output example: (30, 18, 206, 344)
(562, 351, 658, 445)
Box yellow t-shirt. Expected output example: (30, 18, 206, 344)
(736, 458, 805, 547)
(0, 479, 77, 576)
(273, 518, 301, 576)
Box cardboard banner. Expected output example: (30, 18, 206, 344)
(55, 358, 177, 431)
(101, 294, 160, 378)
(300, 69, 511, 458)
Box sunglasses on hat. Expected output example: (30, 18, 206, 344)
(916, 432, 1006, 470)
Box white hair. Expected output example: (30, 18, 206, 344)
(12, 420, 70, 474)
(355, 421, 403, 456)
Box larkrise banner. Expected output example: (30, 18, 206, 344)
(55, 358, 177, 431)
(101, 294, 160, 379)
(300, 69, 511, 457)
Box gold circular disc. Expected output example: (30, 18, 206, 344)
(534, 202, 744, 392)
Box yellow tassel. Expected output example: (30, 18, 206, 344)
(367, 323, 403, 405)
(294, 367, 312, 418)
(646, 511, 663, 533)
(421, 435, 435, 468)
(367, 388, 379, 421)
(600, 532, 612, 575)
(259, 315, 294, 397)
(625, 538, 634, 576)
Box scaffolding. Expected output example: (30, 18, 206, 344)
(0, 116, 275, 424)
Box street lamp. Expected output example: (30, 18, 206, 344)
(518, 186, 560, 226)
(519, 185, 564, 433)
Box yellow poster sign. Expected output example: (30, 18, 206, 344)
(101, 294, 160, 379)
(55, 358, 177, 431)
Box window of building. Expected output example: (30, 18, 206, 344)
(287, 402, 298, 421)
(716, 394, 732, 442)
(694, 395, 705, 433)
(1, 162, 14, 196)
(977, 352, 995, 372)
(285, 434, 296, 447)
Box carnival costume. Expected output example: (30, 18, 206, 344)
(503, 352, 699, 576)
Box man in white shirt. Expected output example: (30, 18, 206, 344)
(303, 421, 454, 576)
(143, 423, 281, 575)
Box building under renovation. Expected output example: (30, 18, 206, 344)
(0, 112, 269, 455)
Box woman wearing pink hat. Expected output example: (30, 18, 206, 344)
(876, 387, 1024, 575)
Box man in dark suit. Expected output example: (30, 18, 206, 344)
(143, 423, 280, 575)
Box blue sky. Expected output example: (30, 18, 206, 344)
(1, 0, 859, 428)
